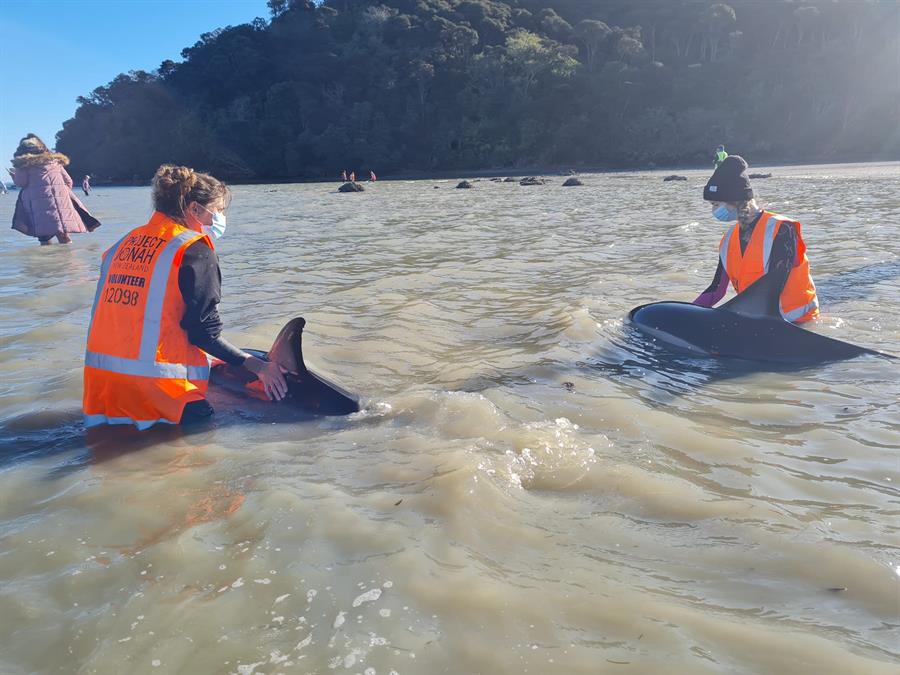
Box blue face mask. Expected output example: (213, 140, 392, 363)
(197, 204, 227, 239)
(205, 211, 227, 239)
(713, 204, 738, 222)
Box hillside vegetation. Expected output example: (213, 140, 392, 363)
(56, 0, 900, 181)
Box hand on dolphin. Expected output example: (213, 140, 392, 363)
(629, 273, 892, 364)
(208, 318, 360, 417)
(244, 356, 288, 400)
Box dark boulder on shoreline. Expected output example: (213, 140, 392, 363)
(503, 177, 518, 183)
(339, 181, 364, 192)
(490, 177, 503, 182)
(562, 177, 583, 186)
(519, 176, 546, 186)
(663, 175, 688, 182)
(456, 180, 473, 189)
(749, 173, 772, 179)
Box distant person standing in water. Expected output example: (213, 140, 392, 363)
(8, 133, 100, 245)
(714, 145, 727, 169)
(369, 170, 377, 182)
(349, 171, 356, 182)
(82, 174, 91, 195)
(83, 164, 287, 430)
(341, 170, 348, 182)
(0, 179, 7, 195)
(693, 155, 818, 323)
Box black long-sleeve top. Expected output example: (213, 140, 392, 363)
(178, 240, 248, 366)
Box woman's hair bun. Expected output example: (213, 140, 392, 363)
(151, 164, 229, 221)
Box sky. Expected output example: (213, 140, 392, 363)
(0, 0, 270, 180)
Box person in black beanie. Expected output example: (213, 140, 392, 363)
(693, 155, 819, 323)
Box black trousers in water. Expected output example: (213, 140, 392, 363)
(180, 399, 214, 424)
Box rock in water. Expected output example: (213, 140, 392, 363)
(503, 177, 518, 183)
(663, 175, 688, 182)
(749, 173, 772, 179)
(519, 176, 546, 186)
(456, 180, 473, 189)
(339, 182, 364, 192)
(562, 177, 583, 186)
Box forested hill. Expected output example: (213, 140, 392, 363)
(56, 0, 900, 182)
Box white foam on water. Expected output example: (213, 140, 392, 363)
(352, 588, 382, 607)
(333, 611, 346, 629)
(481, 417, 601, 491)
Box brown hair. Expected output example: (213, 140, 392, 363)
(14, 133, 50, 157)
(151, 164, 231, 222)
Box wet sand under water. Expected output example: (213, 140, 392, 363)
(0, 163, 898, 674)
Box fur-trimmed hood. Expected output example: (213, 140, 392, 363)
(12, 151, 70, 168)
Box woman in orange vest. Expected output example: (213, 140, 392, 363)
(83, 165, 287, 429)
(693, 155, 819, 323)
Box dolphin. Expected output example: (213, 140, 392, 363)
(208, 317, 360, 416)
(0, 319, 358, 475)
(628, 273, 892, 365)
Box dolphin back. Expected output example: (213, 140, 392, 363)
(242, 348, 360, 415)
(629, 299, 886, 364)
(209, 317, 360, 417)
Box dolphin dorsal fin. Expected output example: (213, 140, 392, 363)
(265, 317, 308, 374)
(720, 273, 783, 319)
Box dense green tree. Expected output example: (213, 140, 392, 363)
(55, 0, 900, 182)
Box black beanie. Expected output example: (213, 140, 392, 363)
(703, 155, 753, 202)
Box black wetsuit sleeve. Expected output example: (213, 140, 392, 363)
(178, 240, 248, 366)
(767, 223, 797, 294)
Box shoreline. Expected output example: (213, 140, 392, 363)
(78, 156, 900, 188)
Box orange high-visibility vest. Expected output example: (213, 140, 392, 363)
(719, 211, 819, 323)
(83, 212, 213, 429)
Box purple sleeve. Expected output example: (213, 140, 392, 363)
(693, 262, 730, 307)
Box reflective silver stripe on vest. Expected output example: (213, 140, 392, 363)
(782, 297, 819, 322)
(761, 215, 779, 273)
(719, 224, 737, 271)
(138, 230, 202, 361)
(84, 350, 210, 380)
(90, 234, 129, 319)
(86, 228, 208, 382)
(84, 413, 176, 431)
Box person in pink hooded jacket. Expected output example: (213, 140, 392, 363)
(8, 133, 100, 245)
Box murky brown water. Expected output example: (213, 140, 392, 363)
(1, 164, 898, 674)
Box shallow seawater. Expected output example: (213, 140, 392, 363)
(0, 163, 898, 675)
